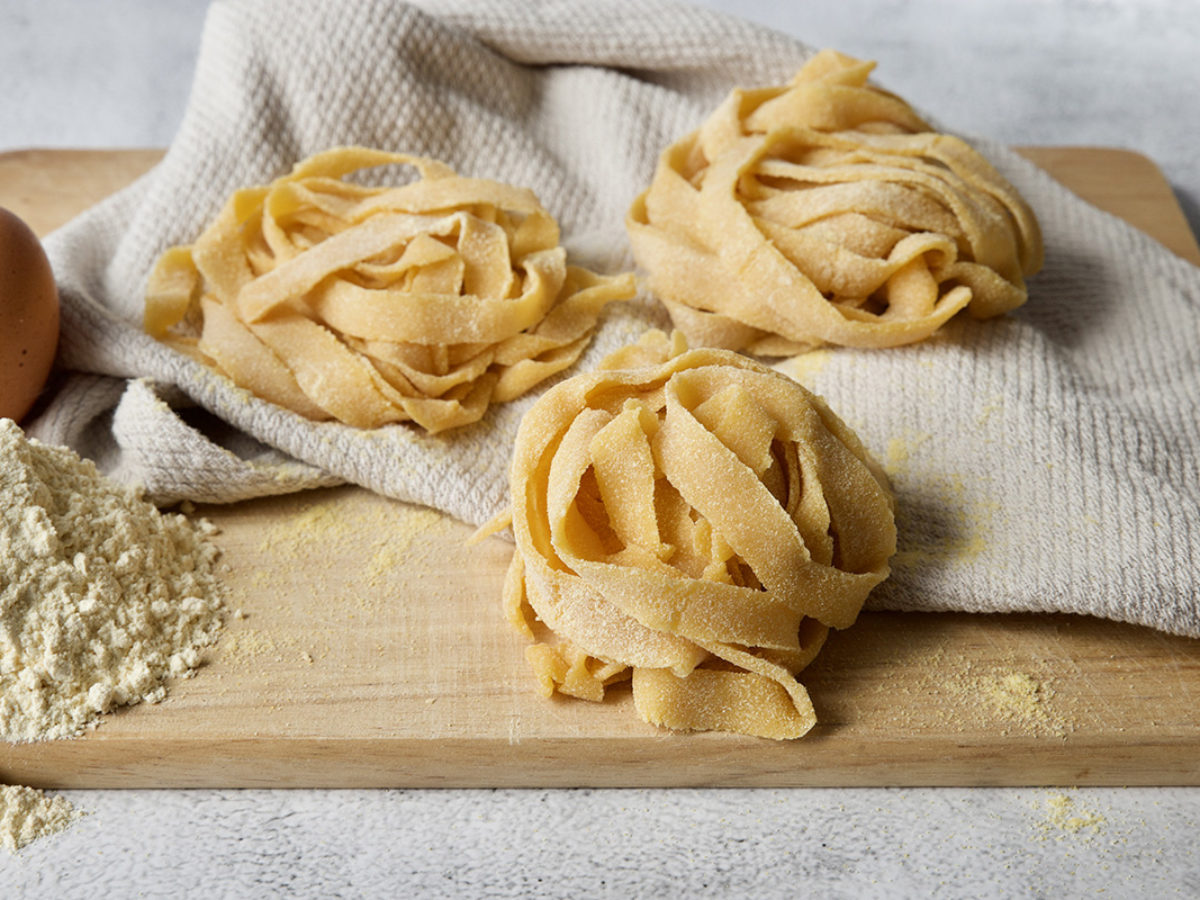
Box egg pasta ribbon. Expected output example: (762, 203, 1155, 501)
(145, 146, 633, 432)
(500, 331, 896, 739)
(627, 50, 1043, 354)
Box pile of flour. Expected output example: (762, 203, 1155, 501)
(0, 784, 84, 853)
(0, 417, 226, 743)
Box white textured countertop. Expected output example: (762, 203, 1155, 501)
(2, 1, 1199, 895)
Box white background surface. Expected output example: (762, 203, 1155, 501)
(2, 0, 1199, 896)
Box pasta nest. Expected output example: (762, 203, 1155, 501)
(145, 146, 634, 432)
(627, 50, 1043, 354)
(500, 331, 896, 739)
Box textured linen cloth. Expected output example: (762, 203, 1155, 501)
(30, 0, 1200, 635)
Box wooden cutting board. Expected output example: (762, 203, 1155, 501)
(1, 147, 1198, 788)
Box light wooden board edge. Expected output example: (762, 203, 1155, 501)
(3, 146, 1199, 266)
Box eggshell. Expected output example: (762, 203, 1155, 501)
(0, 207, 60, 422)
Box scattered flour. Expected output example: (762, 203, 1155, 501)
(0, 783, 85, 853)
(776, 348, 832, 385)
(882, 428, 996, 570)
(0, 418, 227, 742)
(1034, 790, 1107, 841)
(866, 643, 1076, 739)
(974, 670, 1070, 738)
(215, 489, 450, 677)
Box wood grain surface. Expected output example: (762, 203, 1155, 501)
(0, 147, 1197, 788)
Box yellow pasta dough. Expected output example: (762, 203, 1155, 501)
(145, 146, 634, 432)
(627, 50, 1043, 354)
(498, 331, 896, 739)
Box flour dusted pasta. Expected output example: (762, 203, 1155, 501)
(145, 147, 633, 432)
(627, 50, 1042, 354)
(498, 331, 896, 739)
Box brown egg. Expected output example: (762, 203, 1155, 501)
(0, 207, 60, 423)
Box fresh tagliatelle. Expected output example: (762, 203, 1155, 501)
(627, 50, 1043, 354)
(144, 146, 634, 432)
(492, 331, 896, 739)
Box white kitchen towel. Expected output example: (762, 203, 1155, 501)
(31, 0, 1200, 635)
